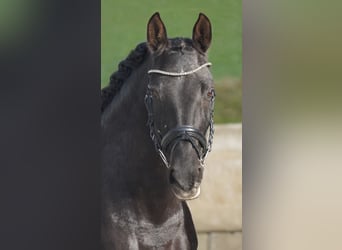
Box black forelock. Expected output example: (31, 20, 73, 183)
(168, 38, 193, 52)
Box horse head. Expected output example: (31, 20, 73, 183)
(145, 13, 215, 200)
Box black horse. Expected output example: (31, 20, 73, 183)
(101, 12, 215, 250)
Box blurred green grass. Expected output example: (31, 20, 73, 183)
(102, 0, 241, 123)
(214, 78, 241, 123)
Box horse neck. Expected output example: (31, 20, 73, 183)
(101, 57, 181, 217)
(101, 58, 149, 126)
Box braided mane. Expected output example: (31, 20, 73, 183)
(101, 42, 148, 112)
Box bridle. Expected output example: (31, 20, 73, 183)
(144, 62, 215, 168)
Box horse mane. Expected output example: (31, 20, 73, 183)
(101, 42, 148, 112)
(101, 38, 197, 113)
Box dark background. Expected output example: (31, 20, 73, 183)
(1, 1, 100, 249)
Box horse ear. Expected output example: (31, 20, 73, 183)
(192, 13, 212, 53)
(147, 12, 168, 52)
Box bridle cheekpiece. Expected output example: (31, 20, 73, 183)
(144, 62, 215, 168)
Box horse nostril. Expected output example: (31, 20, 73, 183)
(169, 170, 176, 184)
(197, 167, 204, 179)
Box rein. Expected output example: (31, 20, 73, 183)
(144, 63, 215, 168)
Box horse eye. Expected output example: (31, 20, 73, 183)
(148, 87, 159, 98)
(152, 89, 159, 98)
(207, 89, 215, 98)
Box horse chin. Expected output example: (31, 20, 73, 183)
(171, 185, 201, 201)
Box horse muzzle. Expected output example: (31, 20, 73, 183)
(169, 171, 201, 200)
(171, 184, 201, 200)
